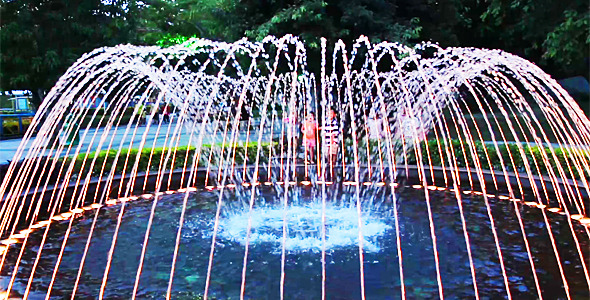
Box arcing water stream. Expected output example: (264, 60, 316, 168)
(0, 36, 588, 299)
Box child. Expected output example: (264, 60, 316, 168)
(323, 108, 339, 170)
(367, 112, 384, 141)
(301, 112, 318, 163)
(162, 104, 171, 123)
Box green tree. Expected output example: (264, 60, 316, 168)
(543, 10, 590, 68)
(233, 0, 422, 48)
(136, 0, 238, 46)
(3, 0, 587, 109)
(398, 0, 460, 47)
(454, 0, 589, 78)
(0, 0, 138, 108)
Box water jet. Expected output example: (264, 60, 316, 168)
(0, 36, 588, 299)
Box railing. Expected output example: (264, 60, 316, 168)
(0, 113, 36, 138)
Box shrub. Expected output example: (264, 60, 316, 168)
(59, 142, 280, 179)
(348, 138, 589, 180)
(51, 138, 590, 182)
(410, 139, 589, 180)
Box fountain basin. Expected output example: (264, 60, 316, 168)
(1, 185, 588, 299)
(4, 164, 587, 238)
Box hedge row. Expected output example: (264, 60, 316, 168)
(346, 138, 589, 180)
(60, 142, 279, 178)
(55, 138, 589, 181)
(408, 140, 590, 180)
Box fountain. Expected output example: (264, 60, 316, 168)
(0, 35, 588, 299)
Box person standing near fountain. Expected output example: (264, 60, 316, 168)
(400, 107, 425, 142)
(301, 112, 318, 163)
(240, 102, 252, 131)
(284, 109, 299, 151)
(60, 114, 80, 146)
(322, 108, 339, 174)
(161, 104, 171, 123)
(150, 102, 160, 124)
(135, 102, 145, 125)
(366, 112, 384, 169)
(367, 112, 384, 141)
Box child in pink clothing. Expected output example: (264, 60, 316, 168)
(301, 112, 318, 163)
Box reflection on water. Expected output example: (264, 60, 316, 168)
(1, 185, 588, 299)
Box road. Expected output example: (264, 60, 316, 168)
(0, 120, 282, 163)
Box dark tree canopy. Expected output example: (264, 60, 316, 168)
(453, 0, 589, 78)
(231, 0, 422, 47)
(136, 0, 238, 46)
(0, 0, 137, 107)
(136, 0, 590, 79)
(1, 0, 588, 107)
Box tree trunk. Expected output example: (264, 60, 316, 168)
(30, 88, 46, 111)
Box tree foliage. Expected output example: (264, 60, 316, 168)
(139, 0, 588, 79)
(136, 0, 238, 46)
(232, 0, 423, 47)
(0, 0, 137, 107)
(454, 0, 589, 78)
(1, 0, 588, 107)
(543, 10, 590, 68)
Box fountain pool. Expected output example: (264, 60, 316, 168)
(2, 185, 587, 299)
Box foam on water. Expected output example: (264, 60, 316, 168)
(217, 203, 391, 253)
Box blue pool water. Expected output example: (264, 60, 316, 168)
(1, 184, 588, 299)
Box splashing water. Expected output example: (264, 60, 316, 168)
(218, 202, 391, 253)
